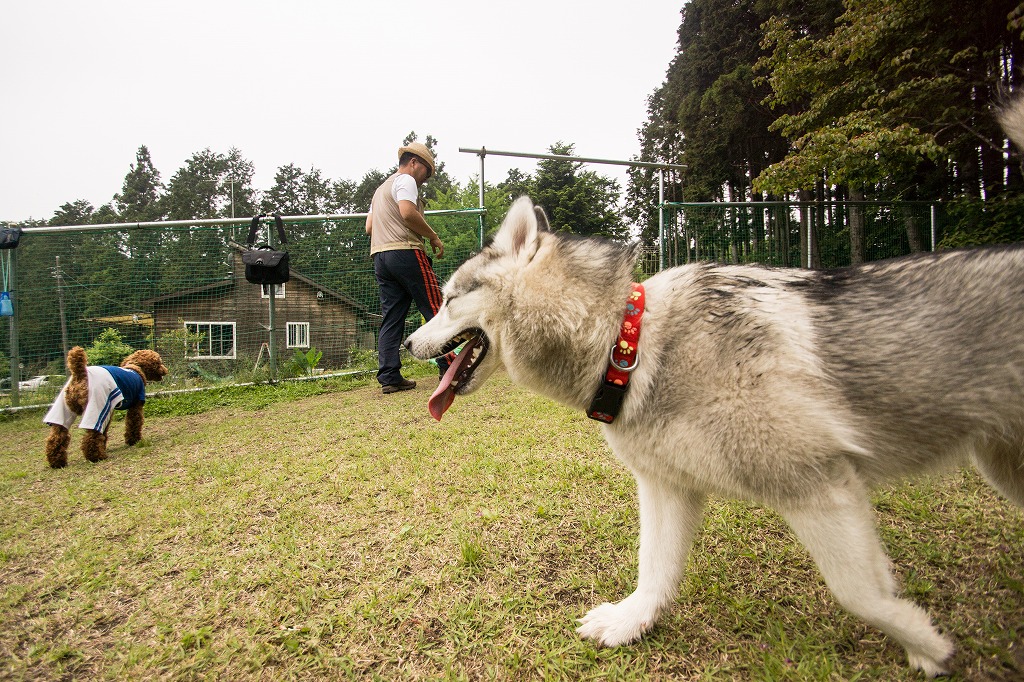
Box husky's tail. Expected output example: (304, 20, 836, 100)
(998, 95, 1024, 150)
(67, 346, 88, 383)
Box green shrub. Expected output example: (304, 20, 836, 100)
(289, 347, 323, 378)
(940, 195, 1024, 249)
(85, 328, 135, 366)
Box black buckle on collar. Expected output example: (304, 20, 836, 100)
(587, 381, 629, 424)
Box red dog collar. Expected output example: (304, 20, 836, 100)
(587, 283, 645, 423)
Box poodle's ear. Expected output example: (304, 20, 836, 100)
(492, 196, 541, 262)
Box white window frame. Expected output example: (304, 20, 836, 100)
(287, 321, 310, 349)
(184, 321, 237, 359)
(261, 283, 286, 299)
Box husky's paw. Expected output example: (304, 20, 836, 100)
(576, 597, 657, 647)
(906, 634, 954, 678)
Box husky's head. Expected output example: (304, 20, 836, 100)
(405, 196, 547, 420)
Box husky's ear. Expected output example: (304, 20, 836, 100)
(533, 205, 551, 232)
(493, 196, 541, 260)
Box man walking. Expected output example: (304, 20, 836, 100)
(365, 142, 449, 393)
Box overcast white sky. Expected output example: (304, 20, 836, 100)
(1, 1, 683, 221)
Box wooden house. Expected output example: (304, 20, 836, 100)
(143, 243, 375, 370)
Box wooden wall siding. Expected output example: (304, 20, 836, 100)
(148, 250, 365, 369)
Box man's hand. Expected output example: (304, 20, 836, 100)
(429, 235, 444, 258)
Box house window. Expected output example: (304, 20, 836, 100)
(185, 321, 237, 359)
(287, 322, 310, 349)
(261, 283, 286, 299)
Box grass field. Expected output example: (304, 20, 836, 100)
(1, 368, 1022, 681)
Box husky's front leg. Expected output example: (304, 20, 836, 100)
(578, 475, 706, 646)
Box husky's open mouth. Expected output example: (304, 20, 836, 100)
(428, 329, 490, 421)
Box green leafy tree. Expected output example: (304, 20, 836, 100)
(155, 321, 204, 379)
(163, 148, 256, 221)
(497, 169, 533, 205)
(426, 178, 512, 256)
(163, 149, 228, 220)
(51, 200, 96, 226)
(629, 0, 823, 209)
(754, 0, 1021, 200)
(352, 170, 388, 212)
(262, 164, 337, 216)
(224, 147, 257, 218)
(47, 201, 134, 337)
(114, 145, 166, 301)
(331, 179, 359, 214)
(114, 145, 165, 222)
(940, 195, 1024, 249)
(401, 132, 455, 204)
(624, 0, 842, 243)
(530, 143, 626, 240)
(160, 148, 254, 288)
(86, 328, 135, 366)
(625, 87, 687, 246)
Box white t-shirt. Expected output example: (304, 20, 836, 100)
(391, 173, 419, 204)
(368, 173, 419, 215)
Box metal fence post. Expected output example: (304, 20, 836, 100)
(478, 150, 486, 250)
(268, 291, 277, 381)
(930, 204, 937, 251)
(658, 169, 665, 271)
(8, 247, 20, 407)
(266, 221, 278, 382)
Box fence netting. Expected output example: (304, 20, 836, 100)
(2, 211, 483, 408)
(657, 201, 938, 269)
(2, 201, 940, 408)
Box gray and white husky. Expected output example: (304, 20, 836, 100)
(405, 196, 1024, 676)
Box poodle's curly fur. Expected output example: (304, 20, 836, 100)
(44, 346, 168, 468)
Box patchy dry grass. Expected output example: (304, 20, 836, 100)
(0, 371, 1022, 681)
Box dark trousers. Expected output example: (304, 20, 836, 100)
(373, 249, 449, 385)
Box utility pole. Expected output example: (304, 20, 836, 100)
(53, 256, 69, 357)
(225, 177, 239, 218)
(205, 176, 242, 238)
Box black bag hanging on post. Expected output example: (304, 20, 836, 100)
(242, 214, 290, 285)
(0, 226, 23, 250)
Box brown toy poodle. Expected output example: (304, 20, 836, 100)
(43, 346, 168, 468)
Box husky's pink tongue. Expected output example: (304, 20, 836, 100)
(428, 337, 480, 421)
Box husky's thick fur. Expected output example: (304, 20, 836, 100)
(406, 195, 1024, 676)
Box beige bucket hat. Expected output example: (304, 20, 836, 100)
(398, 142, 435, 178)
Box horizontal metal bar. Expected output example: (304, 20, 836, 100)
(20, 208, 485, 235)
(664, 201, 941, 207)
(0, 368, 379, 413)
(458, 147, 686, 171)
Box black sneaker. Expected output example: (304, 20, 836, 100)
(382, 378, 416, 394)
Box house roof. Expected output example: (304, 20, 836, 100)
(141, 280, 234, 306)
(140, 242, 370, 314)
(84, 313, 155, 327)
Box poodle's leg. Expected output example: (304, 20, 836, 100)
(124, 404, 144, 446)
(45, 425, 71, 468)
(81, 429, 108, 463)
